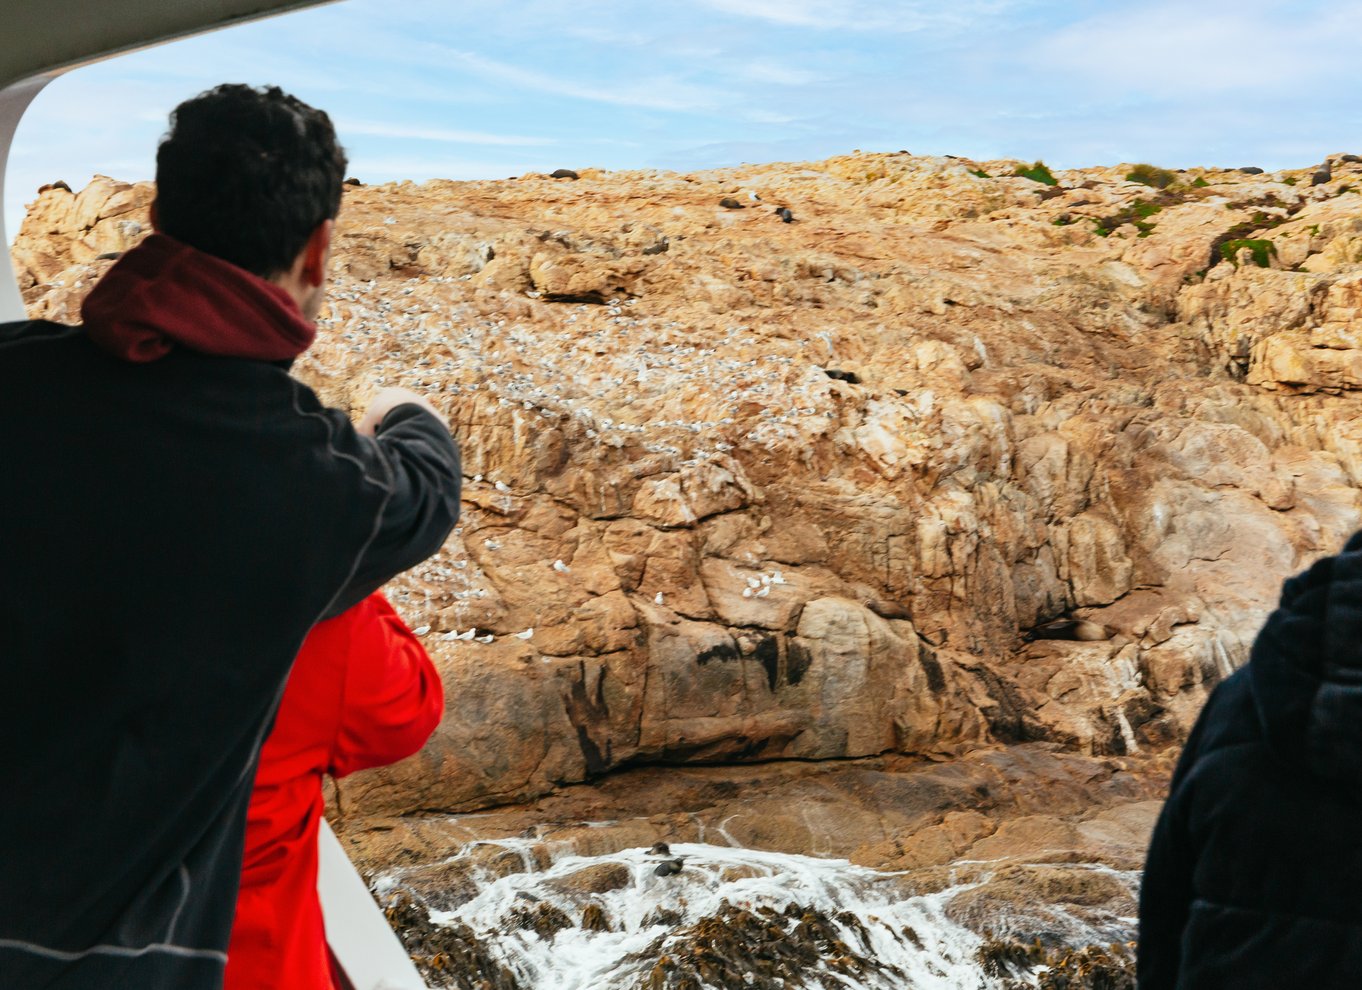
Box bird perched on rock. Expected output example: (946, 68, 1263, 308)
(654, 858, 685, 877)
(1025, 618, 1115, 642)
(776, 207, 794, 223)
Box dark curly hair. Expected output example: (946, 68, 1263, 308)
(154, 84, 347, 278)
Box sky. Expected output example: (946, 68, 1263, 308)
(7, 0, 1362, 237)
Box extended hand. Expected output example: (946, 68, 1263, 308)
(356, 386, 447, 436)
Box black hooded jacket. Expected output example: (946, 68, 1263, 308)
(1139, 531, 1362, 987)
(0, 320, 460, 989)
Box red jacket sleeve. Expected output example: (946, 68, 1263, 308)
(328, 593, 444, 779)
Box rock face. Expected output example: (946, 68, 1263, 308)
(13, 154, 1362, 821)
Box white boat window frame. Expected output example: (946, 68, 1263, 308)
(0, 0, 334, 319)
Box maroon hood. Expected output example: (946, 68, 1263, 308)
(82, 233, 316, 362)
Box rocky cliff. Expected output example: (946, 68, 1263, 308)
(15, 153, 1362, 827)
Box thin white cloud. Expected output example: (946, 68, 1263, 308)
(561, 24, 659, 47)
(696, 0, 1029, 32)
(740, 60, 827, 86)
(338, 119, 553, 147)
(1033, 1, 1362, 98)
(699, 0, 847, 28)
(341, 155, 547, 181)
(431, 49, 722, 113)
(742, 109, 802, 125)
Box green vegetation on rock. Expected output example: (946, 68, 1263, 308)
(1125, 163, 1177, 189)
(1220, 238, 1276, 268)
(1014, 161, 1058, 185)
(1092, 198, 1164, 238)
(971, 169, 991, 179)
(1191, 176, 1211, 188)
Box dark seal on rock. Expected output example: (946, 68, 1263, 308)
(649, 842, 671, 856)
(1340, 154, 1362, 164)
(777, 207, 794, 223)
(866, 599, 912, 621)
(719, 197, 745, 209)
(343, 176, 363, 187)
(654, 858, 685, 877)
(1239, 166, 1265, 175)
(1312, 168, 1333, 186)
(1024, 618, 1115, 642)
(37, 180, 71, 194)
(825, 369, 861, 384)
(550, 169, 580, 180)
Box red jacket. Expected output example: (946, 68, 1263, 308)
(225, 593, 444, 990)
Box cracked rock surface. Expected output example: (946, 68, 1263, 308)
(15, 152, 1362, 844)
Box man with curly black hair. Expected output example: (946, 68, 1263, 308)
(0, 84, 461, 989)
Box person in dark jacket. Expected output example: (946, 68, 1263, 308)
(0, 84, 460, 989)
(1139, 530, 1362, 988)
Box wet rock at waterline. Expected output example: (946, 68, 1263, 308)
(347, 750, 1160, 987)
(978, 938, 1135, 990)
(383, 890, 520, 990)
(376, 840, 1138, 990)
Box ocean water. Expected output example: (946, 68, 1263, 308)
(375, 838, 1138, 989)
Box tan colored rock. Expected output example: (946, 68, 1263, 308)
(944, 863, 1135, 932)
(340, 746, 1172, 919)
(15, 156, 1362, 825)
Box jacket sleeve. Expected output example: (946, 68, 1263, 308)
(328, 593, 445, 778)
(323, 402, 462, 618)
(1137, 694, 1215, 989)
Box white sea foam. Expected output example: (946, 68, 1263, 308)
(375, 839, 1137, 990)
